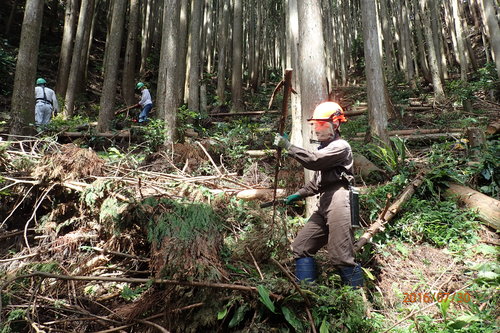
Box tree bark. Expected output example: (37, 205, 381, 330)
(479, 0, 500, 80)
(216, 0, 229, 104)
(64, 0, 94, 117)
(139, 0, 154, 76)
(231, 0, 244, 112)
(287, 0, 302, 147)
(361, 0, 390, 145)
(10, 0, 45, 136)
(452, 0, 469, 81)
(176, 0, 190, 104)
(56, 0, 79, 97)
(187, 0, 204, 112)
(444, 183, 500, 230)
(122, 0, 140, 106)
(297, 0, 329, 214)
(419, 0, 445, 103)
(97, 0, 127, 132)
(162, 0, 182, 146)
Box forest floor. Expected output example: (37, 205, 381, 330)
(0, 84, 499, 332)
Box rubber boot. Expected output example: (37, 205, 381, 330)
(295, 257, 317, 283)
(337, 264, 364, 288)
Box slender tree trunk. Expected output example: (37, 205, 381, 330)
(10, 0, 44, 135)
(162, 0, 182, 146)
(419, 0, 445, 103)
(177, 0, 190, 104)
(297, 0, 328, 214)
(97, 0, 126, 132)
(188, 0, 203, 112)
(64, 0, 94, 117)
(413, 0, 432, 83)
(216, 0, 229, 104)
(56, 0, 79, 97)
(452, 0, 469, 81)
(122, 0, 140, 106)
(401, 0, 416, 88)
(379, 0, 395, 76)
(140, 0, 154, 76)
(77, 0, 96, 95)
(361, 0, 390, 145)
(287, 0, 302, 147)
(231, 0, 244, 112)
(5, 0, 19, 37)
(479, 0, 500, 80)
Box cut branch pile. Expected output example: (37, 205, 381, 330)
(0, 137, 292, 332)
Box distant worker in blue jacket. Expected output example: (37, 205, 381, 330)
(35, 78, 59, 125)
(133, 82, 153, 124)
(273, 101, 363, 288)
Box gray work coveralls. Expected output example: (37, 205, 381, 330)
(288, 137, 356, 267)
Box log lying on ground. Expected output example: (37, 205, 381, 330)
(236, 188, 286, 201)
(354, 128, 463, 137)
(353, 153, 387, 182)
(486, 120, 500, 135)
(210, 110, 280, 117)
(351, 131, 463, 142)
(245, 149, 276, 157)
(444, 183, 500, 230)
(354, 172, 426, 252)
(61, 130, 130, 138)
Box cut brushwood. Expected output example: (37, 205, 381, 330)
(444, 183, 500, 230)
(354, 172, 426, 252)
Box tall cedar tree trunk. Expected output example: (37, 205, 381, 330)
(287, 0, 302, 147)
(5, 0, 20, 36)
(122, 0, 140, 107)
(64, 0, 94, 117)
(97, 0, 126, 132)
(156, 0, 172, 116)
(216, 0, 229, 104)
(140, 0, 153, 76)
(479, 0, 500, 80)
(77, 0, 96, 96)
(419, 0, 445, 103)
(10, 0, 44, 136)
(176, 0, 190, 104)
(231, 0, 244, 112)
(360, 0, 390, 145)
(379, 0, 395, 76)
(297, 0, 329, 214)
(188, 0, 203, 112)
(452, 0, 469, 81)
(162, 0, 182, 146)
(56, 0, 79, 97)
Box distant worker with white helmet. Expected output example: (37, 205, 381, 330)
(133, 82, 153, 124)
(35, 78, 59, 125)
(273, 101, 363, 288)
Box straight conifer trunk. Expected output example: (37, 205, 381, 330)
(56, 0, 79, 97)
(360, 0, 390, 145)
(97, 0, 126, 132)
(10, 0, 45, 135)
(122, 0, 140, 106)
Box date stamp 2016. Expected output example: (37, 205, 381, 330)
(403, 292, 472, 304)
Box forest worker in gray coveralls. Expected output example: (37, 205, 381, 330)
(273, 101, 363, 287)
(133, 82, 153, 124)
(35, 78, 59, 125)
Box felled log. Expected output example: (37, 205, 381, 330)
(211, 110, 280, 117)
(353, 153, 387, 183)
(236, 188, 285, 201)
(444, 183, 500, 230)
(486, 120, 500, 135)
(354, 172, 426, 252)
(245, 150, 276, 157)
(351, 131, 463, 142)
(355, 128, 463, 137)
(61, 131, 130, 138)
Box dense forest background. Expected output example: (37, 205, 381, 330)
(0, 0, 499, 332)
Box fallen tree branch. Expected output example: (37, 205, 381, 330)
(0, 271, 283, 322)
(354, 172, 426, 252)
